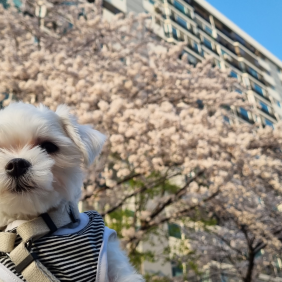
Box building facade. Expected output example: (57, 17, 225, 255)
(104, 0, 282, 129)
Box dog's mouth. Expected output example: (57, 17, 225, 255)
(11, 183, 35, 193)
(8, 178, 36, 194)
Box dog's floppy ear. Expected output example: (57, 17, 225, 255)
(56, 105, 106, 166)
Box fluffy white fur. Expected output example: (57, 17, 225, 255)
(0, 102, 144, 282)
(107, 240, 144, 282)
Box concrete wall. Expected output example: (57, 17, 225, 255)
(126, 0, 145, 13)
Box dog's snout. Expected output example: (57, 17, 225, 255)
(5, 158, 31, 178)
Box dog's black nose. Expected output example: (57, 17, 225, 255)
(5, 158, 31, 178)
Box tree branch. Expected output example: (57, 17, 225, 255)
(149, 170, 205, 220)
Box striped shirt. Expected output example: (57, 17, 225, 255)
(0, 211, 104, 282)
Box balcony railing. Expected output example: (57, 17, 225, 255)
(258, 107, 277, 120)
(169, 16, 197, 36)
(194, 10, 210, 23)
(227, 59, 242, 72)
(186, 44, 201, 55)
(251, 87, 271, 102)
(216, 40, 237, 55)
(197, 24, 214, 38)
(236, 111, 255, 124)
(246, 69, 266, 85)
(215, 27, 234, 43)
(202, 44, 218, 56)
(167, 0, 193, 19)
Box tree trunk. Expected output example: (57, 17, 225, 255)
(244, 251, 255, 282)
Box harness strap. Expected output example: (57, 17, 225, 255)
(10, 242, 59, 282)
(17, 209, 74, 242)
(0, 233, 16, 253)
(0, 203, 79, 282)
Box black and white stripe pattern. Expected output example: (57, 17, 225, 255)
(0, 211, 104, 282)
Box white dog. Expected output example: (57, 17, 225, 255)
(0, 102, 144, 282)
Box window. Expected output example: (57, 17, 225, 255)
(186, 8, 192, 18)
(248, 67, 258, 79)
(13, 0, 22, 7)
(265, 118, 274, 128)
(235, 89, 242, 94)
(220, 273, 228, 282)
(239, 48, 245, 56)
(172, 27, 178, 39)
(196, 18, 203, 29)
(253, 83, 264, 95)
(174, 0, 185, 14)
(223, 116, 230, 123)
(277, 101, 281, 108)
(193, 42, 199, 53)
(0, 93, 9, 109)
(277, 67, 281, 73)
(240, 107, 249, 119)
(271, 85, 276, 90)
(233, 33, 245, 45)
(203, 38, 212, 50)
(259, 101, 269, 113)
(176, 15, 187, 29)
(205, 25, 212, 35)
(178, 31, 185, 41)
(149, 0, 155, 4)
(221, 49, 227, 55)
(186, 53, 197, 65)
(182, 51, 197, 66)
(172, 263, 183, 277)
(168, 223, 181, 239)
(255, 250, 263, 258)
(197, 99, 204, 109)
(230, 70, 238, 78)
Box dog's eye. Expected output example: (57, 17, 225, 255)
(40, 141, 59, 154)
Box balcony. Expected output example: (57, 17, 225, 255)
(170, 15, 186, 30)
(245, 69, 266, 85)
(236, 111, 255, 124)
(251, 87, 271, 102)
(258, 107, 277, 121)
(216, 37, 237, 55)
(252, 91, 271, 104)
(258, 58, 271, 72)
(218, 28, 233, 42)
(263, 72, 276, 86)
(167, 0, 193, 19)
(226, 59, 242, 73)
(186, 44, 201, 55)
(169, 17, 198, 40)
(197, 24, 214, 38)
(194, 10, 210, 23)
(201, 44, 218, 57)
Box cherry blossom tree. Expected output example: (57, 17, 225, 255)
(1, 1, 282, 281)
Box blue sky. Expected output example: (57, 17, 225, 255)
(205, 0, 282, 61)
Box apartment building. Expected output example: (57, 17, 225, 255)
(102, 0, 282, 280)
(104, 0, 282, 129)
